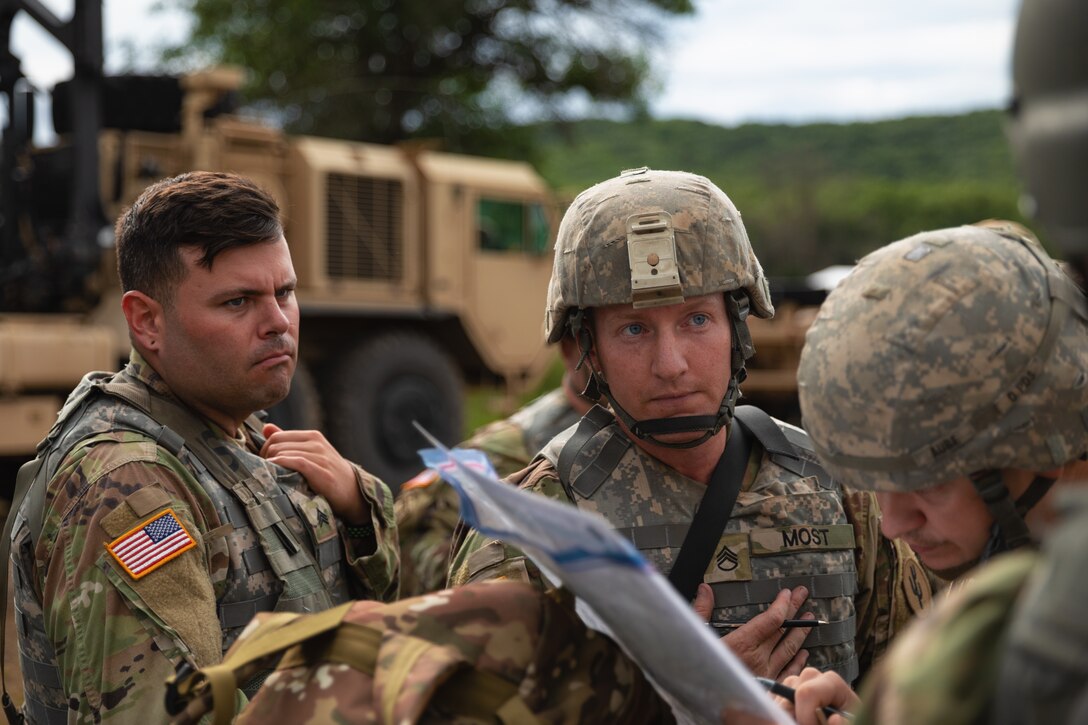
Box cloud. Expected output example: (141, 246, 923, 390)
(652, 0, 1019, 124)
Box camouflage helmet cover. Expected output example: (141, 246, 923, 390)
(544, 167, 774, 343)
(1009, 0, 1088, 255)
(798, 221, 1088, 492)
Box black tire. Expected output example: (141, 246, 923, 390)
(322, 333, 464, 492)
(264, 361, 323, 431)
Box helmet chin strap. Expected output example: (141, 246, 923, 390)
(972, 469, 1057, 561)
(568, 292, 753, 450)
(593, 371, 742, 449)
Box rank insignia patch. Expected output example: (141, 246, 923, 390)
(106, 509, 196, 579)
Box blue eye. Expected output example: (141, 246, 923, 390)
(690, 313, 709, 326)
(623, 323, 644, 336)
(225, 297, 246, 308)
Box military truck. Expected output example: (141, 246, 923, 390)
(0, 0, 557, 488)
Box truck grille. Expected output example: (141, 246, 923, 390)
(326, 174, 404, 281)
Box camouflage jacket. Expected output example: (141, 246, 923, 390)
(10, 351, 398, 723)
(449, 407, 932, 684)
(995, 489, 1088, 725)
(395, 387, 579, 596)
(168, 580, 673, 724)
(853, 550, 1036, 725)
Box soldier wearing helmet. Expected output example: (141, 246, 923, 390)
(798, 220, 1088, 581)
(779, 220, 1088, 725)
(450, 167, 932, 684)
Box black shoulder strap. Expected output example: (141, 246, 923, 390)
(556, 405, 616, 500)
(667, 419, 752, 602)
(734, 406, 834, 489)
(733, 406, 791, 457)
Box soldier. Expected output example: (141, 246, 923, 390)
(449, 167, 931, 683)
(779, 219, 1088, 724)
(5, 172, 399, 722)
(395, 336, 592, 597)
(797, 220, 1088, 583)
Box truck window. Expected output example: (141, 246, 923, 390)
(478, 198, 550, 254)
(528, 202, 550, 254)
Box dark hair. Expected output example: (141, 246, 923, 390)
(115, 171, 283, 304)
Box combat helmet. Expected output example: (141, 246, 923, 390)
(545, 167, 774, 448)
(1008, 0, 1088, 259)
(798, 221, 1088, 556)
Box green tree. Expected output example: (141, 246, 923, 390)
(165, 0, 692, 158)
(531, 112, 1028, 273)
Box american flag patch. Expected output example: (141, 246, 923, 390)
(106, 509, 196, 580)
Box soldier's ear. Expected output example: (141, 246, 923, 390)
(122, 290, 165, 351)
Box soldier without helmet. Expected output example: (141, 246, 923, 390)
(6, 172, 400, 722)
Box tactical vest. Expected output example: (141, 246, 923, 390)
(543, 405, 860, 683)
(8, 368, 350, 724)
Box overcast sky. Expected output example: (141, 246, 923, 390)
(654, 0, 1020, 124)
(12, 0, 1021, 128)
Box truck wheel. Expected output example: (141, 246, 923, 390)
(323, 333, 463, 492)
(264, 361, 323, 431)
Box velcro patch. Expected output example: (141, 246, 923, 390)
(704, 533, 752, 583)
(901, 555, 932, 614)
(750, 524, 856, 555)
(106, 508, 196, 580)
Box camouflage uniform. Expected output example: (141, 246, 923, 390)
(851, 548, 1036, 725)
(993, 489, 1088, 725)
(395, 387, 579, 596)
(168, 580, 673, 724)
(9, 351, 399, 723)
(449, 168, 932, 685)
(449, 416, 929, 684)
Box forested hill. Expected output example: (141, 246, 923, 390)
(529, 109, 1029, 276)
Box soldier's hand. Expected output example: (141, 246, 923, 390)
(693, 580, 716, 621)
(261, 423, 370, 524)
(780, 668, 858, 725)
(698, 584, 811, 680)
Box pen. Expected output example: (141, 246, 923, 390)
(709, 619, 828, 631)
(755, 677, 854, 720)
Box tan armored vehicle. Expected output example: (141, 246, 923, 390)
(0, 3, 556, 487)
